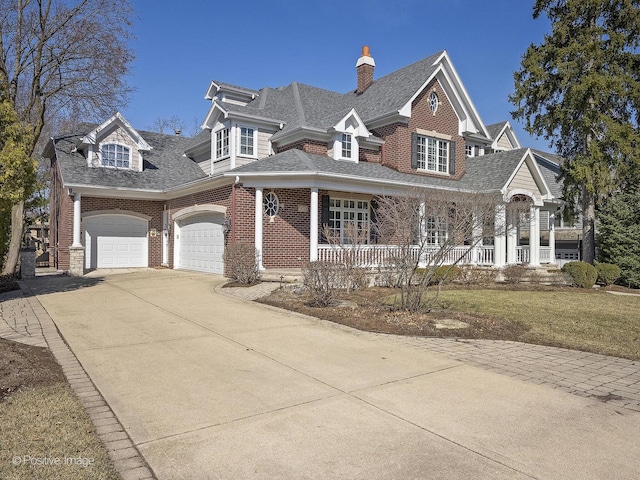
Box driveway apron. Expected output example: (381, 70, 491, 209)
(30, 270, 640, 480)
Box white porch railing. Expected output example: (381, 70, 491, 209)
(317, 245, 495, 268)
(516, 246, 552, 264)
(317, 244, 552, 268)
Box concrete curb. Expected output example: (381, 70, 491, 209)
(17, 281, 156, 480)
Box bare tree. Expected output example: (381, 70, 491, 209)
(0, 0, 135, 273)
(374, 189, 528, 312)
(148, 115, 186, 135)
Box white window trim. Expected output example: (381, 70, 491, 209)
(328, 197, 370, 244)
(237, 125, 258, 158)
(424, 215, 448, 246)
(333, 132, 359, 162)
(214, 127, 230, 160)
(263, 191, 279, 218)
(416, 135, 449, 174)
(99, 142, 132, 169)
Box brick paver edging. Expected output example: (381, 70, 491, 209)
(16, 281, 156, 480)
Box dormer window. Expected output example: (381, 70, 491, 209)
(215, 128, 229, 159)
(341, 133, 352, 159)
(239, 126, 256, 156)
(101, 144, 130, 168)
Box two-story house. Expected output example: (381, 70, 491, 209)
(45, 47, 567, 276)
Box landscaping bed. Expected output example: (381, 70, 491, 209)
(259, 283, 640, 360)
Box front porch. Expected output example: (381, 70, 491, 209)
(317, 244, 554, 268)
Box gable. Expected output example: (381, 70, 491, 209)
(506, 159, 546, 204)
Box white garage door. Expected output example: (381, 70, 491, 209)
(84, 215, 148, 269)
(176, 214, 225, 274)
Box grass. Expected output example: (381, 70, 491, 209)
(0, 384, 120, 480)
(262, 285, 640, 360)
(436, 288, 640, 360)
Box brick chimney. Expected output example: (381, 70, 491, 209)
(356, 45, 375, 94)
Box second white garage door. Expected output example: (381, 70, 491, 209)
(176, 214, 225, 274)
(84, 215, 148, 269)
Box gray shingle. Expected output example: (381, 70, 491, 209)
(54, 127, 206, 190)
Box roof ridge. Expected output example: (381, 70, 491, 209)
(292, 148, 317, 171)
(258, 87, 269, 110)
(291, 82, 307, 127)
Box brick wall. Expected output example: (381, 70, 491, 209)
(49, 160, 74, 271)
(261, 189, 311, 268)
(276, 139, 328, 156)
(374, 79, 465, 179)
(359, 147, 381, 163)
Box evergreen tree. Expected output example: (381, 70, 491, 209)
(597, 189, 640, 288)
(510, 0, 640, 263)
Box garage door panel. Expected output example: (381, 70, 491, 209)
(177, 215, 224, 274)
(84, 215, 148, 269)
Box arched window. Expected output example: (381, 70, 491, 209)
(101, 144, 130, 168)
(263, 191, 279, 217)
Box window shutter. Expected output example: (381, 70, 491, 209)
(449, 141, 456, 175)
(411, 132, 418, 169)
(370, 199, 378, 244)
(321, 195, 330, 244)
(539, 210, 550, 230)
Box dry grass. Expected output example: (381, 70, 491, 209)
(437, 289, 640, 360)
(0, 384, 120, 480)
(261, 285, 640, 360)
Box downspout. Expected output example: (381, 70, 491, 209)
(380, 142, 386, 165)
(231, 176, 239, 243)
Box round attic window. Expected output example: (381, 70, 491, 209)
(429, 92, 439, 113)
(263, 191, 279, 217)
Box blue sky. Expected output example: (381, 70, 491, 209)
(124, 0, 552, 151)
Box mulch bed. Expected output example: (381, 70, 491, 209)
(258, 286, 531, 340)
(0, 337, 65, 402)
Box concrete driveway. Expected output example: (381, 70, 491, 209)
(31, 270, 640, 479)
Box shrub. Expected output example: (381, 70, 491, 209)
(502, 264, 528, 284)
(430, 265, 462, 285)
(561, 261, 597, 289)
(223, 243, 261, 285)
(459, 265, 497, 286)
(595, 263, 621, 286)
(303, 261, 343, 307)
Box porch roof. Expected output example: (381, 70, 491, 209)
(228, 148, 536, 194)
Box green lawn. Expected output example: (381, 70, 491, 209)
(437, 289, 640, 359)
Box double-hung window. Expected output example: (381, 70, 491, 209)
(341, 133, 352, 159)
(101, 144, 130, 168)
(416, 136, 449, 173)
(424, 215, 448, 246)
(328, 198, 369, 244)
(215, 128, 229, 159)
(239, 126, 255, 156)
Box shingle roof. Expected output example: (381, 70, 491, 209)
(485, 121, 508, 140)
(229, 147, 569, 200)
(218, 51, 444, 138)
(229, 148, 523, 193)
(53, 127, 206, 190)
(532, 150, 564, 198)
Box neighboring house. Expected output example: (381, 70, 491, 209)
(45, 47, 574, 276)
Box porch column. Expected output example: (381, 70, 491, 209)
(471, 210, 483, 265)
(529, 205, 540, 267)
(506, 209, 518, 264)
(493, 204, 506, 267)
(309, 188, 318, 261)
(72, 193, 82, 247)
(254, 187, 264, 270)
(549, 212, 556, 265)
